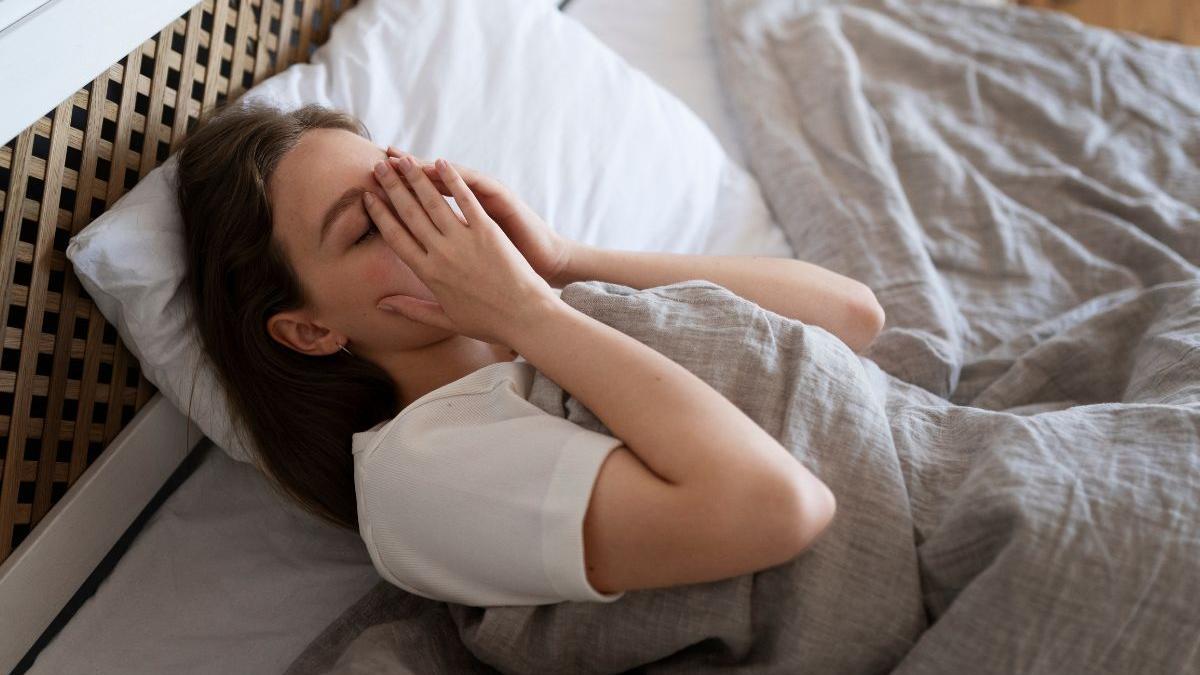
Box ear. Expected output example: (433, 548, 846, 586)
(267, 309, 345, 357)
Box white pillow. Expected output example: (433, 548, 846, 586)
(65, 0, 791, 464)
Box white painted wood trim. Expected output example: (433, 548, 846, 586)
(0, 392, 204, 672)
(0, 0, 53, 33)
(0, 0, 199, 145)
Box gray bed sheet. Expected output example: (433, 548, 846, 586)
(286, 1, 1200, 673)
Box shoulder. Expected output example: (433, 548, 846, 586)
(352, 359, 533, 459)
(349, 358, 627, 605)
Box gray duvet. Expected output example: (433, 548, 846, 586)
(286, 1, 1200, 672)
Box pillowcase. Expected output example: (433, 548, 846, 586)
(65, 0, 791, 464)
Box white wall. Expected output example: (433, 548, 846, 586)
(0, 0, 198, 145)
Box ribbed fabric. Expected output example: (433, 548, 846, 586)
(351, 356, 626, 607)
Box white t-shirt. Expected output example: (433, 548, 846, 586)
(351, 354, 628, 607)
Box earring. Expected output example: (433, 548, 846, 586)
(339, 342, 353, 356)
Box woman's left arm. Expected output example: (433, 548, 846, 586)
(552, 243, 886, 353)
(390, 153, 884, 353)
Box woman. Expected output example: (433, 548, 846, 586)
(175, 100, 884, 604)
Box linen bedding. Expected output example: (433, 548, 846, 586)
(286, 0, 1200, 672)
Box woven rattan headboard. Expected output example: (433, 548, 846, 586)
(0, 0, 358, 565)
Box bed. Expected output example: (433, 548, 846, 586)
(3, 0, 772, 672)
(3, 0, 1198, 673)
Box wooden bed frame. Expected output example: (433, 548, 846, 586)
(1017, 0, 1200, 46)
(0, 0, 358, 668)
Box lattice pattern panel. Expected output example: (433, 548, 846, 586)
(0, 0, 358, 564)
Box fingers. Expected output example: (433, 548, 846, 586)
(388, 153, 465, 233)
(372, 159, 443, 240)
(444, 159, 503, 195)
(434, 159, 489, 224)
(362, 190, 427, 259)
(377, 294, 455, 331)
(386, 146, 503, 196)
(387, 147, 441, 185)
(388, 147, 442, 186)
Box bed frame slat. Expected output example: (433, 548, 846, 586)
(26, 102, 72, 528)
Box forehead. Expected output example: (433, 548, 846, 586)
(269, 127, 382, 256)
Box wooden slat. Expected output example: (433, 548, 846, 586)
(135, 370, 154, 410)
(7, 286, 87, 317)
(314, 0, 336, 48)
(228, 0, 256, 98)
(28, 101, 77, 524)
(67, 302, 106, 486)
(102, 340, 131, 446)
(275, 0, 298, 76)
(169, 5, 205, 152)
(201, 0, 231, 109)
(0, 374, 128, 404)
(103, 45, 142, 206)
(0, 130, 33, 354)
(138, 25, 176, 179)
(0, 417, 123, 443)
(295, 0, 317, 61)
(252, 0, 279, 82)
(0, 128, 35, 559)
(0, 458, 75, 487)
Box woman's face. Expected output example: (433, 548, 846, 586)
(265, 127, 450, 357)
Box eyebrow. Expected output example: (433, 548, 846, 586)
(318, 186, 368, 247)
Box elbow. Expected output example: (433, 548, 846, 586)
(798, 479, 838, 553)
(777, 471, 837, 561)
(848, 284, 886, 353)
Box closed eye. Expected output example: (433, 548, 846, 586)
(355, 220, 378, 246)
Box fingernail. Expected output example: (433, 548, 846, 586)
(363, 192, 375, 206)
(398, 156, 414, 172)
(373, 161, 388, 177)
(377, 303, 397, 313)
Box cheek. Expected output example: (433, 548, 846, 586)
(364, 250, 431, 298)
(363, 255, 392, 287)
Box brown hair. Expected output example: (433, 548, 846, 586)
(174, 100, 398, 531)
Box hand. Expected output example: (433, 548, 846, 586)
(386, 147, 575, 286)
(364, 151, 562, 345)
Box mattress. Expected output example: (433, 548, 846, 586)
(26, 2, 765, 672)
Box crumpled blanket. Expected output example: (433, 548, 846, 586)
(286, 1, 1200, 672)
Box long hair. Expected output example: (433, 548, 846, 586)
(175, 100, 399, 531)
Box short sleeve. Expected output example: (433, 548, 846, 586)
(354, 371, 627, 607)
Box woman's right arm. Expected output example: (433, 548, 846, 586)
(367, 152, 835, 595)
(502, 296, 837, 594)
